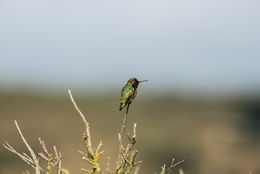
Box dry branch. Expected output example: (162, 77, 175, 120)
(68, 89, 103, 174)
(3, 89, 187, 174)
(2, 121, 69, 174)
(116, 114, 142, 174)
(3, 120, 41, 174)
(68, 89, 94, 157)
(160, 156, 188, 174)
(38, 137, 65, 173)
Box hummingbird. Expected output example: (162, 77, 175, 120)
(119, 78, 148, 113)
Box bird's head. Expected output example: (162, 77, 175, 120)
(128, 78, 148, 88)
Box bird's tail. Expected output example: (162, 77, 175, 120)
(119, 102, 125, 111)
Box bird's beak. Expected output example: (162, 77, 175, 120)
(139, 80, 148, 83)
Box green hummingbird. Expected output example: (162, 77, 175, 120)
(119, 78, 148, 113)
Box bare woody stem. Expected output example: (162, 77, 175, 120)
(68, 89, 103, 174)
(15, 120, 40, 174)
(3, 121, 41, 174)
(166, 156, 188, 174)
(68, 89, 94, 157)
(116, 112, 128, 170)
(160, 156, 189, 174)
(116, 111, 142, 174)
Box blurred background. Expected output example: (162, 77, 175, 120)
(0, 0, 260, 173)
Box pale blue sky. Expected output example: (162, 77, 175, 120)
(0, 0, 260, 94)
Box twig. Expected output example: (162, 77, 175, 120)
(160, 165, 166, 174)
(116, 114, 141, 173)
(68, 89, 103, 173)
(23, 153, 34, 163)
(3, 142, 37, 169)
(116, 112, 129, 170)
(133, 166, 140, 174)
(95, 141, 103, 154)
(39, 137, 49, 155)
(68, 89, 94, 157)
(38, 137, 65, 174)
(58, 160, 62, 174)
(166, 156, 189, 174)
(166, 158, 175, 174)
(3, 121, 42, 174)
(15, 120, 41, 174)
(81, 168, 91, 173)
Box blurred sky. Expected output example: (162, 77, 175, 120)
(0, 0, 260, 94)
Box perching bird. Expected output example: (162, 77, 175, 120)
(119, 78, 148, 113)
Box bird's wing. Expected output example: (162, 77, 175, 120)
(120, 86, 134, 109)
(125, 89, 135, 104)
